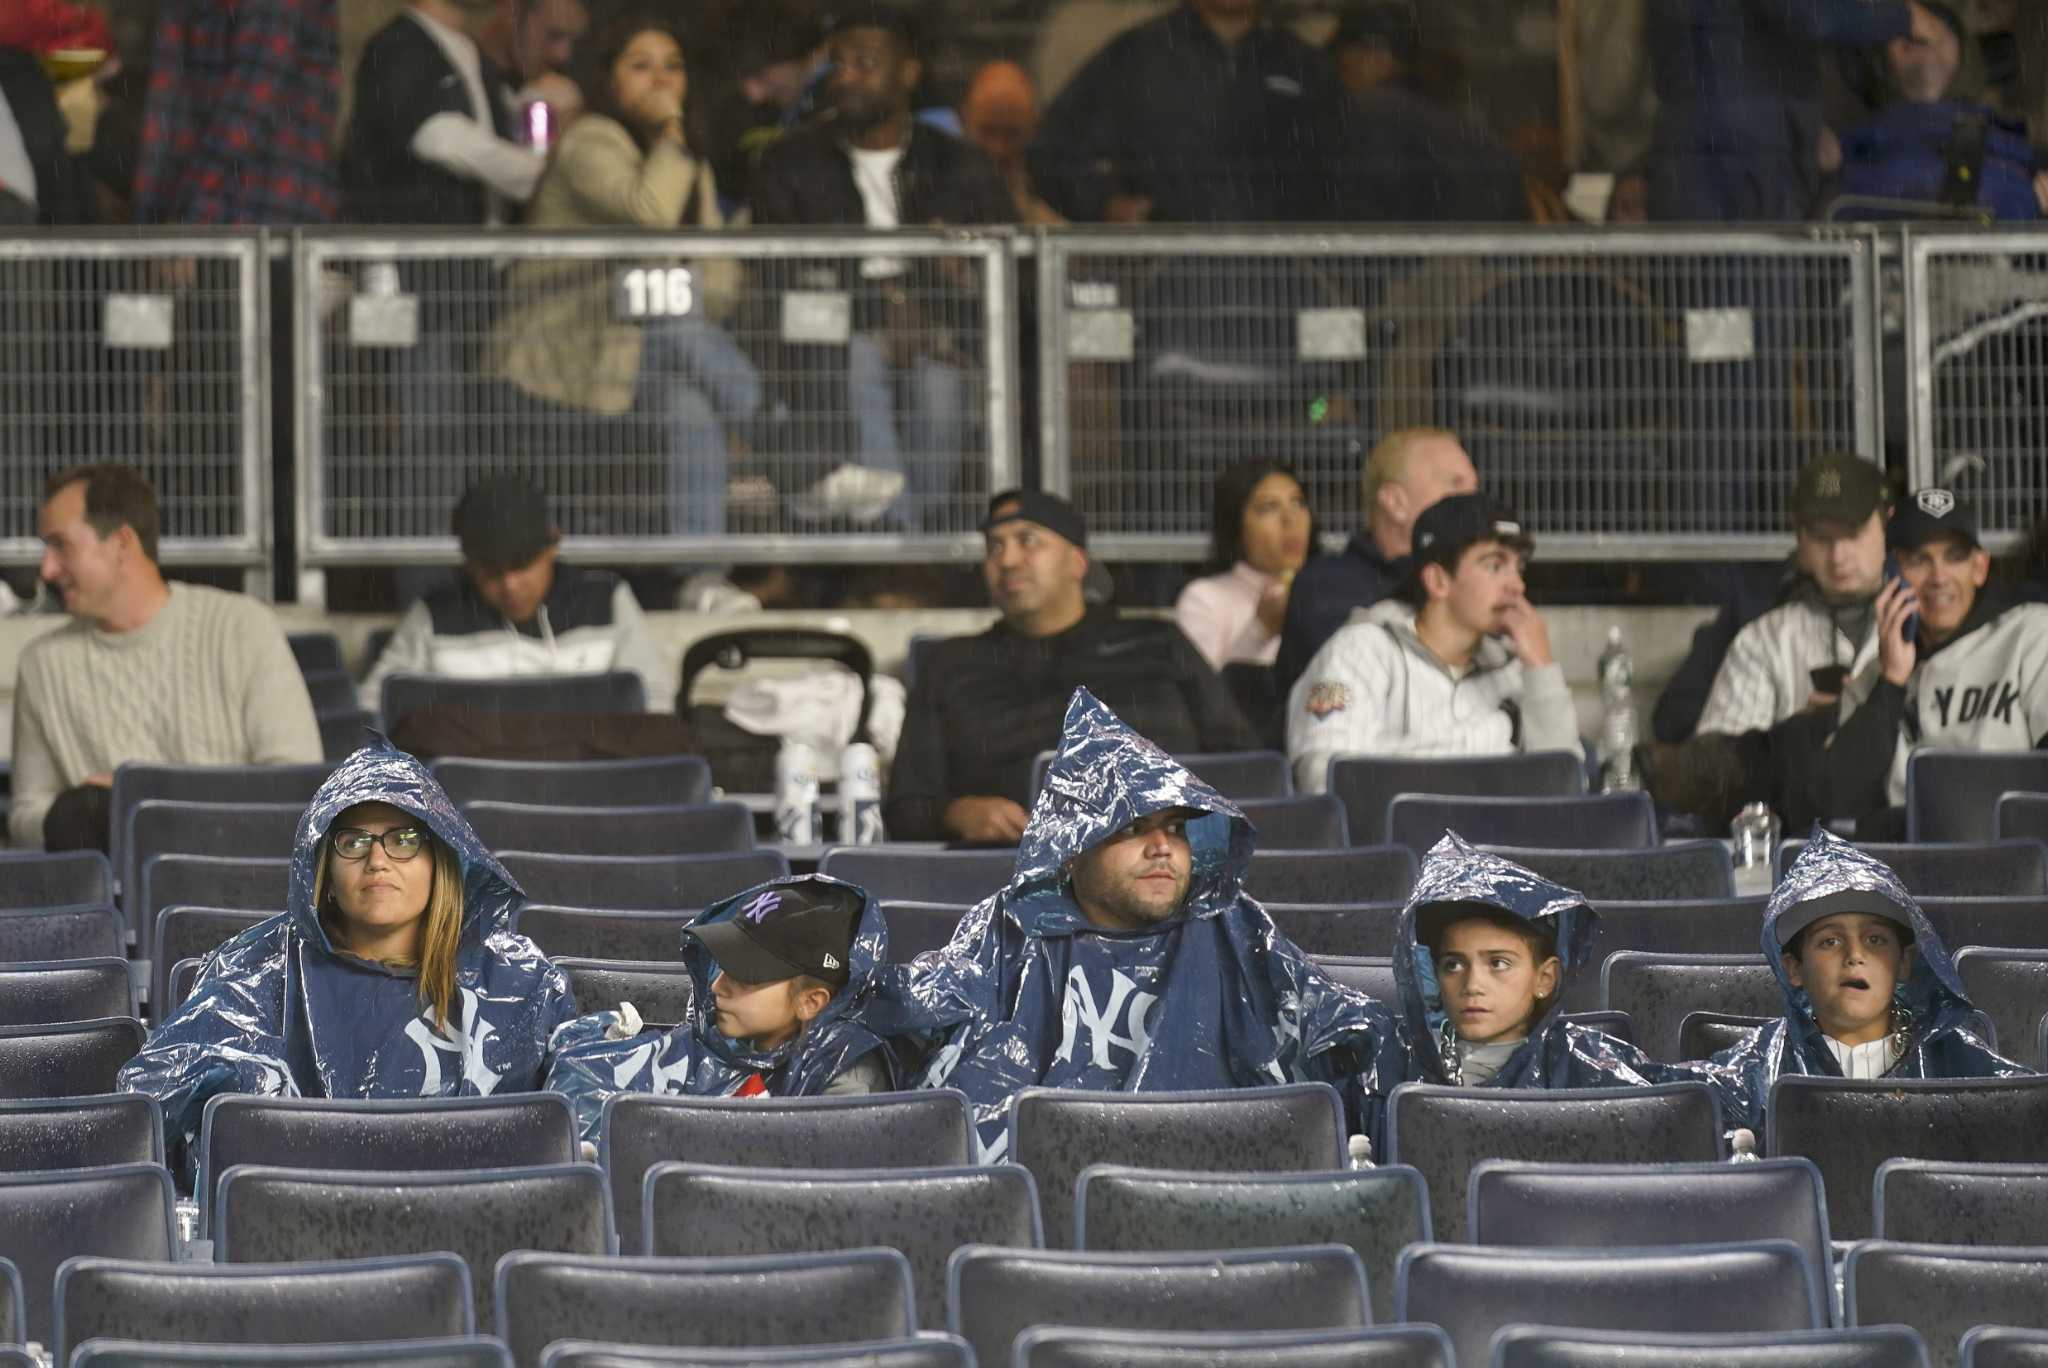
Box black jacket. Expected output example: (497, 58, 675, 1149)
(339, 12, 517, 226)
(883, 607, 1257, 840)
(1276, 534, 1407, 699)
(0, 50, 87, 225)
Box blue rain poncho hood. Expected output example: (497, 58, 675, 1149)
(892, 689, 1404, 1160)
(118, 740, 576, 1180)
(1709, 826, 2026, 1131)
(544, 873, 910, 1142)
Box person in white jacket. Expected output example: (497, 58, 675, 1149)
(1287, 494, 1583, 794)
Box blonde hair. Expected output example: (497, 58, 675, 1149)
(1362, 426, 1460, 516)
(315, 832, 465, 1032)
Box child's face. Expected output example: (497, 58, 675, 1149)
(710, 972, 825, 1050)
(1783, 912, 1913, 1046)
(1434, 918, 1561, 1048)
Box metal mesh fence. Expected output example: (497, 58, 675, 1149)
(296, 231, 1016, 565)
(0, 234, 265, 565)
(1039, 230, 1881, 559)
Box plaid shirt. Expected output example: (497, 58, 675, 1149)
(133, 0, 338, 224)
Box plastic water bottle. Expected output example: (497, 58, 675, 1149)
(1598, 625, 1640, 792)
(1731, 801, 1779, 872)
(774, 740, 823, 846)
(838, 741, 885, 845)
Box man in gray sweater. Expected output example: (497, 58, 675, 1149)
(10, 465, 322, 850)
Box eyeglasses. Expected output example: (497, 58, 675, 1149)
(331, 827, 427, 862)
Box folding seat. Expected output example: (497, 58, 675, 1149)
(1246, 847, 1416, 904)
(165, 961, 201, 1014)
(557, 959, 694, 1024)
(136, 857, 289, 958)
(1995, 794, 2048, 844)
(1327, 752, 1584, 848)
(1922, 898, 2048, 952)
(431, 756, 712, 810)
(1874, 1160, 2048, 1245)
(287, 632, 347, 676)
(1965, 1327, 2048, 1368)
(124, 802, 304, 935)
(493, 1250, 915, 1368)
(0, 1096, 162, 1171)
(299, 669, 360, 720)
(1387, 792, 1655, 856)
(380, 672, 646, 734)
(1008, 1084, 1346, 1248)
(0, 850, 112, 911)
(949, 1245, 1368, 1368)
(74, 1338, 513, 1367)
(514, 907, 693, 962)
(462, 802, 753, 858)
(214, 1163, 610, 1326)
(0, 905, 122, 963)
(1015, 1327, 1454, 1368)
(497, 852, 787, 911)
(602, 1091, 974, 1256)
(0, 1258, 16, 1350)
(0, 959, 134, 1028)
(1033, 749, 1292, 802)
(1266, 903, 1402, 957)
(818, 850, 1013, 907)
(1386, 1081, 1724, 1242)
(1075, 1164, 1430, 1324)
(1558, 898, 1765, 1011)
(1907, 751, 2048, 843)
(879, 902, 969, 959)
(54, 1254, 475, 1367)
(0, 1163, 173, 1347)
(1485, 842, 1734, 901)
(1776, 840, 2047, 898)
(1953, 949, 2048, 1065)
(110, 763, 328, 913)
(0, 1018, 145, 1099)
(1492, 1326, 1931, 1368)
(536, 1343, 969, 1368)
(1599, 952, 1780, 1061)
(1313, 955, 1396, 1000)
(1845, 1242, 2048, 1368)
(1235, 795, 1349, 849)
(1767, 1075, 2048, 1238)
(1678, 1011, 1775, 1060)
(1395, 1241, 1824, 1368)
(642, 1163, 1041, 1327)
(319, 710, 376, 764)
(153, 907, 273, 1015)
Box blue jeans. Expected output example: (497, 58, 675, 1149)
(847, 333, 968, 529)
(637, 315, 762, 537)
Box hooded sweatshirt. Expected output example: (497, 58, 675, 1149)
(891, 688, 1405, 1161)
(117, 739, 577, 1181)
(1708, 828, 2025, 1134)
(544, 873, 911, 1144)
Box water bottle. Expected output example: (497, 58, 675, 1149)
(774, 740, 823, 846)
(838, 741, 885, 845)
(522, 97, 556, 156)
(1731, 801, 1779, 872)
(1597, 625, 1640, 792)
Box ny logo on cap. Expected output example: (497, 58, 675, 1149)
(740, 891, 782, 924)
(1918, 488, 1956, 517)
(1818, 470, 1843, 497)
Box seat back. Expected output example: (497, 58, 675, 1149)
(1266, 903, 1402, 957)
(1767, 1075, 2048, 1238)
(1964, 1327, 2048, 1368)
(71, 1338, 513, 1367)
(493, 1250, 915, 1368)
(1845, 1241, 2048, 1365)
(1484, 843, 1735, 901)
(514, 907, 694, 962)
(1561, 899, 1766, 1011)
(431, 756, 713, 809)
(1954, 949, 2048, 1066)
(1599, 952, 1781, 1060)
(878, 903, 970, 959)
(137, 858, 291, 942)
(1386, 1082, 1724, 1241)
(1313, 955, 1397, 1000)
(462, 802, 754, 858)
(166, 960, 202, 1013)
(1033, 750, 1292, 802)
(0, 1018, 145, 1098)
(1245, 847, 1416, 904)
(0, 1258, 17, 1349)
(643, 1163, 1042, 1328)
(0, 1163, 173, 1346)
(0, 959, 134, 1028)
(0, 852, 112, 912)
(558, 959, 695, 1024)
(55, 1254, 475, 1366)
(1874, 1160, 2048, 1245)
(0, 1096, 162, 1172)
(1327, 752, 1584, 847)
(535, 1342, 970, 1368)
(1995, 794, 2048, 844)
(153, 907, 274, 1017)
(948, 1244, 1368, 1368)
(287, 631, 346, 675)
(0, 905, 122, 964)
(1396, 1241, 1824, 1368)
(1777, 840, 2048, 898)
(1916, 897, 2048, 953)
(1678, 1011, 1776, 1060)
(215, 1163, 610, 1326)
(817, 850, 1014, 907)
(1491, 1326, 1932, 1368)
(1076, 1164, 1430, 1325)
(380, 672, 647, 733)
(1014, 1327, 1454, 1368)
(1387, 792, 1655, 855)
(602, 1091, 974, 1256)
(1234, 796, 1349, 849)
(123, 802, 302, 948)
(497, 852, 788, 912)
(1009, 1084, 1346, 1248)
(1908, 751, 2048, 844)
(109, 764, 326, 916)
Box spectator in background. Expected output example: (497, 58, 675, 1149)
(1276, 427, 1477, 697)
(1176, 460, 1314, 672)
(0, 39, 89, 223)
(960, 60, 1060, 225)
(1644, 0, 1913, 220)
(1029, 0, 1353, 224)
(478, 0, 589, 131)
(12, 466, 321, 851)
(360, 476, 677, 715)
(884, 491, 1254, 844)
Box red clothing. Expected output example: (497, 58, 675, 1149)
(0, 0, 112, 55)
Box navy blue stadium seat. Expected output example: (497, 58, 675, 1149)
(1492, 1326, 1930, 1368)
(1678, 1011, 1775, 1060)
(1907, 751, 2048, 843)
(124, 801, 301, 948)
(1599, 953, 1781, 1061)
(0, 851, 112, 912)
(497, 851, 788, 911)
(1776, 840, 2048, 898)
(153, 906, 274, 1017)
(0, 1018, 145, 1098)
(1995, 794, 2048, 845)
(0, 1095, 162, 1172)
(287, 632, 346, 676)
(1874, 1160, 2048, 1245)
(538, 1342, 968, 1368)
(1488, 842, 1735, 901)
(72, 1340, 513, 1368)
(462, 801, 753, 857)
(1236, 795, 1350, 848)
(818, 850, 1013, 907)
(166, 959, 201, 1013)
(380, 672, 647, 733)
(431, 756, 713, 810)
(0, 959, 134, 1028)
(1387, 792, 1655, 855)
(1917, 897, 2048, 952)
(0, 905, 122, 963)
(1032, 750, 1292, 801)
(879, 903, 969, 958)
(514, 907, 693, 962)
(1016, 1327, 1452, 1368)
(1327, 751, 1584, 847)
(1265, 902, 1403, 957)
(1953, 948, 2048, 1066)
(557, 959, 695, 1025)
(1845, 1241, 2048, 1365)
(0, 1162, 174, 1347)
(1246, 847, 1416, 904)
(1558, 899, 1766, 1011)
(136, 858, 290, 958)
(1965, 1326, 2048, 1368)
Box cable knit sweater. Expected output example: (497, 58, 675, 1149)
(8, 584, 323, 846)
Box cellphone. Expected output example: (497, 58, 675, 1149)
(1883, 553, 1920, 644)
(1809, 665, 1848, 695)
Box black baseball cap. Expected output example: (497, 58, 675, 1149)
(1411, 492, 1532, 570)
(452, 476, 557, 569)
(980, 489, 1088, 551)
(1889, 487, 1981, 552)
(684, 877, 863, 990)
(1791, 452, 1890, 530)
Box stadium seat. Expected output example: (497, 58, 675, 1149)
(462, 802, 754, 858)
(1266, 902, 1403, 957)
(431, 756, 713, 810)
(318, 709, 376, 764)
(298, 669, 359, 719)
(136, 857, 290, 955)
(643, 1163, 1042, 1327)
(0, 1259, 17, 1349)
(1599, 953, 1781, 1061)
(1387, 792, 1656, 856)
(1845, 1242, 2048, 1365)
(380, 672, 647, 734)
(1964, 1326, 2048, 1368)
(879, 902, 969, 958)
(72, 1341, 513, 1368)
(1485, 842, 1735, 901)
(54, 1254, 475, 1367)
(0, 1350, 33, 1368)
(197, 1094, 578, 1229)
(1245, 847, 1416, 904)
(948, 1245, 1368, 1368)
(537, 1342, 971, 1368)
(0, 904, 123, 963)
(1767, 1075, 2048, 1238)
(109, 763, 328, 911)
(153, 907, 273, 1016)
(0, 1095, 162, 1171)
(1491, 1326, 1931, 1368)
(1015, 1326, 1453, 1368)
(1678, 1011, 1775, 1059)
(1954, 949, 2048, 1065)
(1559, 898, 1766, 1011)
(514, 907, 694, 961)
(0, 1162, 173, 1347)
(1008, 1084, 1347, 1248)
(497, 851, 789, 911)
(818, 850, 1013, 907)
(1907, 751, 2048, 843)
(493, 1250, 916, 1368)
(0, 851, 112, 912)
(287, 631, 346, 676)
(1995, 794, 2048, 844)
(1032, 749, 1292, 801)
(1874, 1160, 2048, 1245)
(1235, 795, 1350, 848)
(1325, 752, 1583, 845)
(1917, 898, 2048, 952)
(1395, 1241, 1824, 1368)
(1386, 1082, 1724, 1242)
(0, 1018, 145, 1098)
(124, 801, 305, 931)
(602, 1091, 974, 1256)
(166, 960, 201, 1013)
(558, 959, 695, 1024)
(1776, 840, 2048, 898)
(1075, 1164, 1431, 1324)
(1313, 955, 1397, 999)
(0, 959, 134, 1027)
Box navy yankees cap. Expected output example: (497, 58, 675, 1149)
(685, 877, 862, 989)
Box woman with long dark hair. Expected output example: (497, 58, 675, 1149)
(1175, 460, 1317, 671)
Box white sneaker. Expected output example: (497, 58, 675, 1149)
(788, 463, 906, 524)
